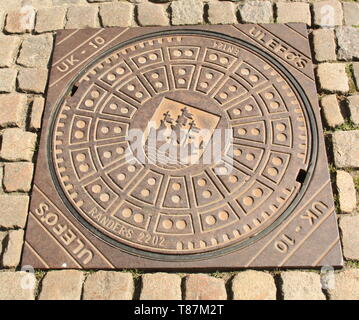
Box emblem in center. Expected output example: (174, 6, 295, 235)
(143, 98, 220, 169)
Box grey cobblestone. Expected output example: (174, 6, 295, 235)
(83, 271, 134, 300)
(239, 0, 273, 23)
(336, 170, 356, 213)
(316, 63, 349, 93)
(88, 0, 113, 2)
(0, 93, 27, 128)
(329, 269, 359, 300)
(137, 2, 169, 26)
(35, 6, 67, 33)
(0, 1, 22, 11)
(207, 2, 237, 25)
(0, 36, 20, 67)
(18, 68, 48, 93)
(0, 69, 17, 93)
(3, 162, 34, 192)
(276, 2, 311, 25)
(17, 34, 53, 68)
(232, 270, 276, 300)
(281, 271, 325, 300)
(184, 274, 227, 300)
(312, 29, 337, 62)
(4, 7, 36, 33)
(65, 5, 99, 29)
(30, 96, 45, 130)
(29, 0, 54, 7)
(0, 231, 6, 255)
(0, 272, 35, 300)
(320, 94, 344, 127)
(333, 130, 359, 168)
(99, 2, 133, 27)
(340, 215, 359, 260)
(343, 2, 359, 26)
(140, 273, 182, 300)
(2, 229, 24, 268)
(348, 95, 359, 125)
(0, 10, 4, 31)
(353, 62, 359, 91)
(313, 0, 343, 27)
(0, 128, 37, 161)
(171, 0, 203, 25)
(336, 27, 359, 61)
(53, 0, 87, 4)
(39, 270, 84, 300)
(0, 195, 29, 228)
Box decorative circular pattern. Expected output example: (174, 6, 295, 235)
(50, 31, 314, 260)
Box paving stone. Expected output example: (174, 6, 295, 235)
(0, 10, 4, 31)
(0, 93, 27, 128)
(336, 170, 356, 214)
(39, 270, 85, 300)
(35, 7, 67, 33)
(17, 34, 53, 68)
(2, 229, 24, 268)
(0, 231, 7, 256)
(30, 96, 45, 130)
(0, 69, 17, 93)
(184, 274, 227, 300)
(316, 63, 349, 93)
(353, 62, 359, 91)
(171, 0, 203, 25)
(4, 7, 36, 33)
(3, 162, 34, 192)
(343, 2, 359, 26)
(0, 272, 35, 300)
(18, 68, 48, 93)
(312, 29, 336, 62)
(328, 269, 359, 300)
(313, 0, 343, 27)
(0, 1, 22, 11)
(99, 2, 133, 27)
(0, 195, 29, 229)
(208, 2, 237, 24)
(239, 0, 273, 23)
(348, 95, 359, 125)
(53, 0, 88, 4)
(137, 2, 169, 26)
(340, 215, 359, 260)
(30, 0, 55, 7)
(276, 2, 310, 25)
(333, 130, 359, 168)
(0, 128, 37, 161)
(65, 6, 98, 29)
(0, 36, 20, 67)
(320, 94, 344, 127)
(83, 271, 134, 300)
(336, 27, 359, 61)
(281, 271, 325, 300)
(140, 273, 181, 300)
(232, 270, 276, 300)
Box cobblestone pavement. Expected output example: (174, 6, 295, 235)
(0, 0, 358, 300)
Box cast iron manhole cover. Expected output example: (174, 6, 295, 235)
(22, 25, 343, 269)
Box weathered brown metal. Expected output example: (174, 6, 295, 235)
(22, 24, 343, 269)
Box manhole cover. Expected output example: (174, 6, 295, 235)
(22, 25, 343, 269)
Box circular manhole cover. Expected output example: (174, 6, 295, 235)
(50, 30, 315, 261)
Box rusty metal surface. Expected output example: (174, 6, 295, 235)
(22, 24, 343, 269)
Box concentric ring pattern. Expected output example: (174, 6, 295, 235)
(51, 32, 311, 258)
